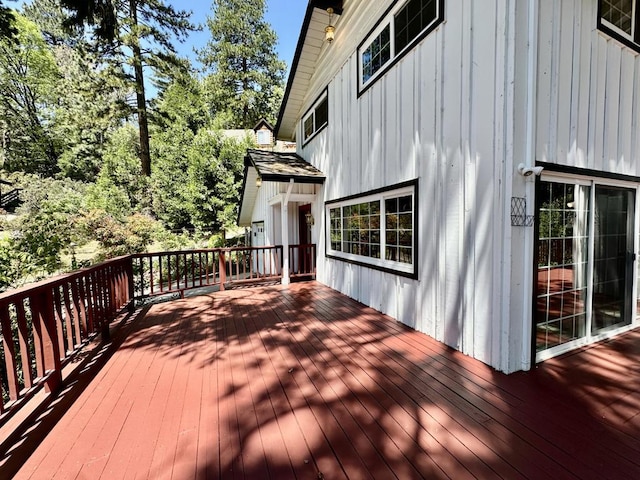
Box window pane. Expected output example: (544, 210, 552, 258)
(362, 24, 391, 83)
(395, 0, 439, 52)
(315, 96, 329, 130)
(399, 195, 412, 212)
(304, 115, 314, 139)
(601, 0, 634, 36)
(330, 207, 342, 251)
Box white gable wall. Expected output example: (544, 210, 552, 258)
(300, 0, 519, 371)
(288, 0, 639, 373)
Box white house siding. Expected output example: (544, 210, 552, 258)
(534, 0, 640, 173)
(300, 0, 520, 371)
(250, 181, 318, 247)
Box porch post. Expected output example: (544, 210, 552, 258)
(281, 179, 294, 286)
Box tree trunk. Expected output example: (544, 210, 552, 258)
(129, 0, 151, 176)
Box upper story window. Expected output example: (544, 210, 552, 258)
(599, 0, 640, 51)
(358, 0, 444, 94)
(302, 90, 328, 144)
(256, 129, 271, 146)
(326, 180, 418, 278)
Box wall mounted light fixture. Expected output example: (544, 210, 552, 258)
(517, 163, 544, 177)
(305, 212, 315, 226)
(325, 8, 335, 43)
(256, 176, 262, 188)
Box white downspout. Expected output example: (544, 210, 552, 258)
(281, 179, 295, 286)
(521, 0, 539, 370)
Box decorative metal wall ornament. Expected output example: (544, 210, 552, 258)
(511, 197, 534, 227)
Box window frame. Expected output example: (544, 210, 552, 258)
(256, 129, 271, 146)
(325, 179, 419, 279)
(301, 88, 329, 145)
(598, 0, 640, 52)
(357, 0, 444, 95)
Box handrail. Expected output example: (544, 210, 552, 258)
(0, 245, 315, 418)
(0, 256, 133, 419)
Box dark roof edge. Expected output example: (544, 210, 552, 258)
(261, 173, 325, 184)
(274, 1, 316, 140)
(236, 163, 251, 226)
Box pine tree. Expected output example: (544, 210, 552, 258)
(199, 0, 286, 128)
(59, 0, 195, 176)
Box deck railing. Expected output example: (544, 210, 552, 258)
(0, 245, 315, 417)
(0, 256, 132, 417)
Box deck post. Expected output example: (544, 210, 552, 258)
(219, 250, 226, 291)
(281, 179, 294, 286)
(34, 288, 63, 393)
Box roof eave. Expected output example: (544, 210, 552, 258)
(274, 1, 344, 140)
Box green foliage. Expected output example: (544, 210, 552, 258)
(0, 237, 31, 291)
(86, 124, 150, 215)
(0, 12, 62, 175)
(199, 0, 286, 128)
(14, 175, 87, 274)
(0, 2, 17, 42)
(79, 209, 160, 259)
(153, 64, 210, 134)
(150, 117, 252, 233)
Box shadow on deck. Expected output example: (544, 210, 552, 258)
(2, 282, 639, 479)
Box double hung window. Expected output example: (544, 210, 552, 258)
(358, 0, 443, 92)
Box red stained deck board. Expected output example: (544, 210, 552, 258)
(276, 291, 549, 480)
(6, 282, 640, 480)
(269, 293, 480, 479)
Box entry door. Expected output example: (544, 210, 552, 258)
(252, 221, 265, 274)
(298, 204, 312, 274)
(592, 186, 635, 333)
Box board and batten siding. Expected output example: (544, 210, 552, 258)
(302, 0, 519, 371)
(535, 0, 640, 174)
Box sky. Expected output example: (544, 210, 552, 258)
(11, 0, 309, 73)
(171, 0, 308, 72)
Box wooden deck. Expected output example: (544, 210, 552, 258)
(3, 282, 639, 479)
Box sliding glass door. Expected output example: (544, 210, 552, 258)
(535, 179, 636, 360)
(592, 186, 635, 334)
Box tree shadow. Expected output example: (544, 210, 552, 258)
(8, 282, 640, 479)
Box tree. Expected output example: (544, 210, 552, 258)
(23, 0, 129, 182)
(13, 175, 87, 276)
(199, 0, 286, 128)
(59, 0, 195, 176)
(0, 1, 17, 41)
(85, 124, 149, 216)
(0, 13, 61, 175)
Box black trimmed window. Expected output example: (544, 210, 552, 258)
(598, 0, 640, 51)
(358, 0, 443, 93)
(302, 91, 328, 143)
(326, 180, 418, 278)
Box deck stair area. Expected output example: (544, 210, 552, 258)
(0, 188, 21, 210)
(0, 279, 639, 479)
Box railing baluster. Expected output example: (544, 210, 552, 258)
(15, 300, 33, 389)
(61, 283, 76, 349)
(149, 258, 154, 295)
(53, 287, 67, 358)
(29, 296, 45, 380)
(32, 289, 62, 393)
(75, 276, 88, 337)
(0, 303, 20, 402)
